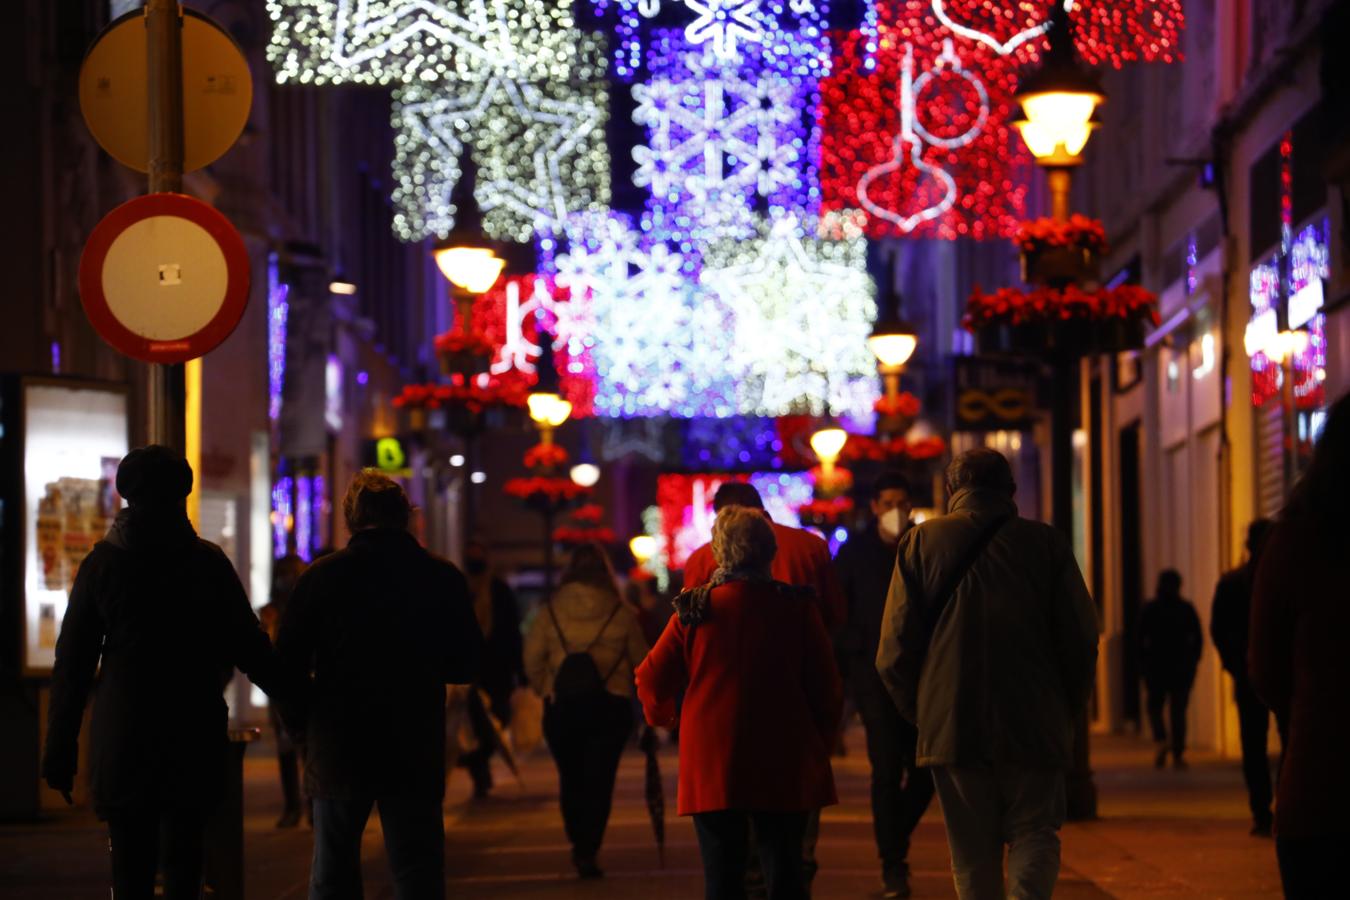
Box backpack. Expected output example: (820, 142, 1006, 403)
(548, 601, 625, 702)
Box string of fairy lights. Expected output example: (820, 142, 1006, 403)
(266, 0, 1185, 419)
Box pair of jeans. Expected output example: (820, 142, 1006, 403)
(105, 803, 207, 900)
(931, 765, 1065, 900)
(694, 810, 810, 900)
(310, 792, 445, 899)
(1232, 677, 1274, 828)
(1145, 676, 1192, 756)
(1276, 835, 1340, 898)
(542, 693, 633, 864)
(854, 674, 936, 881)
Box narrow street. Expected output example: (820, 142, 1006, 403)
(0, 728, 1281, 898)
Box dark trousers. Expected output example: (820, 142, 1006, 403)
(543, 693, 633, 863)
(694, 810, 810, 900)
(1233, 677, 1274, 828)
(1276, 836, 1339, 899)
(310, 792, 445, 900)
(1145, 676, 1192, 755)
(855, 676, 935, 881)
(459, 691, 498, 794)
(106, 804, 207, 900)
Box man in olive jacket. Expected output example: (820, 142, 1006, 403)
(876, 449, 1097, 900)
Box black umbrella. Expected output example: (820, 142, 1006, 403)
(639, 726, 666, 867)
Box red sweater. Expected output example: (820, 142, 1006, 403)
(682, 521, 845, 631)
(636, 580, 842, 816)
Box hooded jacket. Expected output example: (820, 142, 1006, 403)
(42, 507, 285, 816)
(524, 582, 648, 700)
(875, 488, 1098, 770)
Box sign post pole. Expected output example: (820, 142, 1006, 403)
(145, 0, 186, 449)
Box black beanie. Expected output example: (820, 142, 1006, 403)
(115, 445, 193, 506)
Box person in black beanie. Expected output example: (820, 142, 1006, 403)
(42, 445, 292, 900)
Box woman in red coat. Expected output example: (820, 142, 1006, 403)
(1250, 392, 1350, 899)
(637, 506, 842, 900)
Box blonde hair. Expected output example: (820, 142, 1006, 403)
(711, 506, 776, 574)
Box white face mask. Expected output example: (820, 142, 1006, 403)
(879, 507, 907, 541)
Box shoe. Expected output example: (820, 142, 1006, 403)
(276, 809, 301, 829)
(1251, 820, 1273, 838)
(1154, 746, 1168, 769)
(575, 859, 604, 879)
(882, 864, 912, 898)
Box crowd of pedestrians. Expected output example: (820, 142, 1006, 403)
(38, 391, 1348, 899)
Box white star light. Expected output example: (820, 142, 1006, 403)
(701, 216, 878, 417)
(683, 0, 764, 60)
(391, 43, 610, 242)
(266, 0, 584, 84)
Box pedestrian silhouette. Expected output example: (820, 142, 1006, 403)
(639, 506, 842, 900)
(833, 471, 933, 898)
(275, 469, 482, 899)
(42, 445, 293, 900)
(524, 542, 648, 879)
(1251, 392, 1350, 899)
(1138, 570, 1202, 769)
(1210, 519, 1277, 835)
(877, 448, 1097, 900)
(260, 551, 310, 828)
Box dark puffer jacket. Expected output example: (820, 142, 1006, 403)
(875, 488, 1098, 769)
(276, 528, 482, 799)
(43, 507, 285, 817)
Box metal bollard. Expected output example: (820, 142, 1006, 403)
(203, 728, 260, 899)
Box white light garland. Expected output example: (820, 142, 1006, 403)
(391, 39, 610, 242)
(265, 0, 585, 85)
(700, 215, 878, 417)
(930, 0, 1076, 57)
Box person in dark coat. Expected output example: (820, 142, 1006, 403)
(876, 449, 1097, 900)
(457, 538, 525, 799)
(1251, 392, 1350, 899)
(276, 470, 483, 899)
(1138, 569, 1203, 769)
(638, 506, 843, 900)
(833, 471, 932, 898)
(1209, 519, 1277, 836)
(42, 445, 290, 900)
(260, 551, 310, 827)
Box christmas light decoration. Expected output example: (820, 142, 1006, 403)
(684, 0, 764, 59)
(265, 0, 587, 85)
(655, 472, 810, 568)
(821, 23, 1025, 240)
(391, 40, 610, 242)
(267, 256, 289, 423)
(634, 31, 819, 244)
(700, 215, 878, 417)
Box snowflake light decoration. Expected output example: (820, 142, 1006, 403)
(700, 215, 877, 417)
(634, 30, 822, 247)
(391, 37, 610, 242)
(684, 0, 764, 59)
(265, 0, 586, 84)
(556, 214, 737, 417)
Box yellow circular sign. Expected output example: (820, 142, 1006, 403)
(79, 9, 252, 174)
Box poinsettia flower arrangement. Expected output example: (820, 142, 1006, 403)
(963, 284, 1160, 331)
(838, 433, 948, 463)
(433, 328, 494, 357)
(503, 477, 590, 502)
(1016, 214, 1107, 254)
(796, 496, 855, 528)
(552, 525, 618, 545)
(570, 504, 606, 523)
(808, 464, 854, 491)
(391, 376, 528, 412)
(873, 391, 921, 418)
(523, 443, 569, 470)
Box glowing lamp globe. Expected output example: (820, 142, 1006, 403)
(527, 392, 572, 428)
(569, 463, 601, 487)
(1012, 3, 1105, 168)
(867, 319, 919, 370)
(809, 426, 849, 465)
(433, 245, 505, 294)
(629, 534, 657, 564)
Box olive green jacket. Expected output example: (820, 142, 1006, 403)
(875, 488, 1098, 769)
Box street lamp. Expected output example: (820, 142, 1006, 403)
(629, 534, 657, 566)
(569, 462, 601, 487)
(868, 317, 919, 403)
(1012, 3, 1105, 221)
(810, 421, 849, 497)
(432, 241, 505, 294)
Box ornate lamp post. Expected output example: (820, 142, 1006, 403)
(869, 316, 919, 437)
(809, 422, 849, 498)
(526, 349, 573, 591)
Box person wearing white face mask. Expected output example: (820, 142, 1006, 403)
(832, 471, 932, 899)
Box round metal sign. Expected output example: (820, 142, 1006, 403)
(79, 193, 251, 364)
(79, 9, 253, 174)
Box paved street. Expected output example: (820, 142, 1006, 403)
(0, 727, 1281, 898)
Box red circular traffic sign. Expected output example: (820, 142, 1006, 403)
(79, 193, 250, 364)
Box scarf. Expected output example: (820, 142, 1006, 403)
(672, 567, 778, 625)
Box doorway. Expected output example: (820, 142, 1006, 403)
(1119, 422, 1144, 727)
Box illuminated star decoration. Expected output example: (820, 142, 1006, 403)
(700, 215, 877, 417)
(265, 0, 587, 84)
(634, 35, 816, 244)
(556, 214, 737, 417)
(684, 0, 764, 59)
(391, 36, 610, 242)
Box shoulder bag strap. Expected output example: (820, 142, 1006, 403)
(583, 602, 623, 653)
(546, 602, 570, 653)
(918, 515, 1010, 629)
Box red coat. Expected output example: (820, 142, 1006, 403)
(683, 521, 845, 631)
(636, 580, 842, 816)
(1250, 515, 1350, 839)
